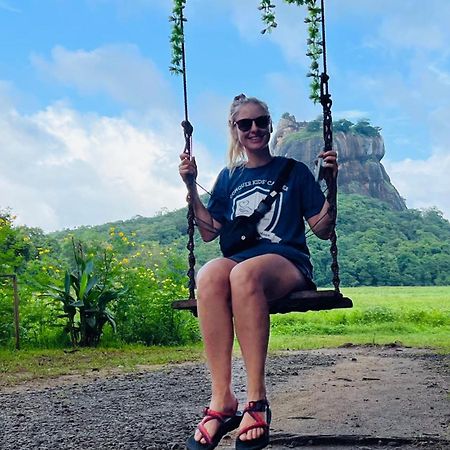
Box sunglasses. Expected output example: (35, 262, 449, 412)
(234, 115, 271, 132)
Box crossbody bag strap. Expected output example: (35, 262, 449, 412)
(250, 158, 296, 221)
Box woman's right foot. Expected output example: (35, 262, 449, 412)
(193, 396, 239, 444)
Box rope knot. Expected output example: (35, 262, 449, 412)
(181, 120, 193, 137)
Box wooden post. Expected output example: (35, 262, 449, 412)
(0, 274, 20, 350)
(12, 275, 20, 350)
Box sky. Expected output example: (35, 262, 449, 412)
(1, 0, 449, 232)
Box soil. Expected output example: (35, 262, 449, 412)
(0, 344, 448, 450)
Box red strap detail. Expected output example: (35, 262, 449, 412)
(238, 410, 269, 437)
(196, 407, 233, 444)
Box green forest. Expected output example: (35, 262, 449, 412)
(1, 193, 449, 350)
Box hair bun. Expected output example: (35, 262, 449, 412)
(233, 93, 247, 103)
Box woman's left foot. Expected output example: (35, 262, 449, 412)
(236, 399, 271, 450)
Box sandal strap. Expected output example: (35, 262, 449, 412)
(244, 399, 269, 413)
(238, 399, 271, 438)
(197, 403, 239, 445)
(238, 420, 269, 437)
(202, 407, 231, 422)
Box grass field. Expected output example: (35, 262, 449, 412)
(1, 286, 449, 385)
(269, 286, 450, 351)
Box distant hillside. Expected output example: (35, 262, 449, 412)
(51, 194, 450, 287)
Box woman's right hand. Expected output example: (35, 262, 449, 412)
(179, 153, 197, 188)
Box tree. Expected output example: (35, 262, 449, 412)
(352, 119, 382, 137)
(306, 116, 322, 132)
(334, 119, 353, 133)
(0, 209, 25, 274)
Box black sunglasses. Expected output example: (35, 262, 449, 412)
(234, 115, 271, 132)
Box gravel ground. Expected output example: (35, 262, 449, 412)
(0, 345, 449, 450)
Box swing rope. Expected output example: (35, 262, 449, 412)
(318, 0, 340, 293)
(178, 5, 196, 301)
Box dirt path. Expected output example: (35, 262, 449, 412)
(0, 345, 449, 449)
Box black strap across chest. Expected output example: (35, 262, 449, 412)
(247, 158, 296, 224)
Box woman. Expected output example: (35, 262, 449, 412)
(179, 94, 338, 450)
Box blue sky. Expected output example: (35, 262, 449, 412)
(1, 0, 449, 231)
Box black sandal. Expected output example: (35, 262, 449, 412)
(236, 399, 272, 450)
(186, 402, 242, 450)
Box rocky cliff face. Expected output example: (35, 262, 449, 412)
(272, 115, 407, 211)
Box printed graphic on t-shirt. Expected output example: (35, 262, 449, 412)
(232, 186, 283, 243)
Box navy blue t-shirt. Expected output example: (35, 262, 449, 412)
(207, 156, 325, 279)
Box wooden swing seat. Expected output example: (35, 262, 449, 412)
(172, 289, 352, 316)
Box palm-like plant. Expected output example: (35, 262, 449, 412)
(44, 240, 120, 347)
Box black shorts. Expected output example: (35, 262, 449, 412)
(226, 241, 316, 288)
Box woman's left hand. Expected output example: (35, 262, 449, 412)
(318, 149, 338, 178)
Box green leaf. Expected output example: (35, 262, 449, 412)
(85, 259, 94, 276)
(85, 274, 99, 296)
(64, 270, 71, 295)
(71, 301, 84, 308)
(78, 270, 88, 301)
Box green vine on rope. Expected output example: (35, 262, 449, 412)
(169, 0, 186, 74)
(169, 0, 324, 102)
(260, 0, 323, 102)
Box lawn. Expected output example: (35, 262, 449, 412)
(269, 286, 450, 351)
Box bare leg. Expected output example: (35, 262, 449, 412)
(230, 254, 308, 442)
(193, 257, 238, 443)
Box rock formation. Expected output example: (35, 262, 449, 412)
(272, 114, 407, 211)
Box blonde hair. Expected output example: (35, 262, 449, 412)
(227, 94, 271, 169)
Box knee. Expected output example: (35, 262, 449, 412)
(196, 259, 233, 294)
(229, 265, 263, 299)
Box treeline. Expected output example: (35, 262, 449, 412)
(309, 194, 450, 287)
(48, 193, 450, 287)
(281, 113, 382, 138)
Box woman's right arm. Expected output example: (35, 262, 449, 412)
(179, 153, 222, 242)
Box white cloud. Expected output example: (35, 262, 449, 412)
(31, 45, 176, 111)
(384, 151, 450, 221)
(0, 101, 217, 232)
(0, 41, 224, 232)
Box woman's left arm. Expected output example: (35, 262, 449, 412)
(306, 149, 338, 240)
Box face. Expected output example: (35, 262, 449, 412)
(234, 102, 271, 153)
